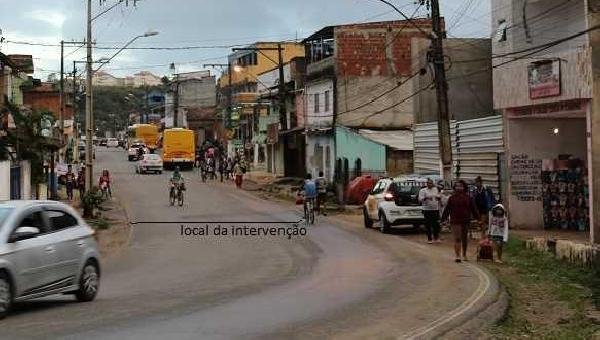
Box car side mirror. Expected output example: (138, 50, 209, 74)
(9, 226, 40, 243)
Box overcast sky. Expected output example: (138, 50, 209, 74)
(0, 0, 491, 79)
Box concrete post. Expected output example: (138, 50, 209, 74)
(20, 160, 31, 200)
(0, 161, 10, 200)
(587, 0, 600, 244)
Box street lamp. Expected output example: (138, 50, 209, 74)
(84, 29, 159, 192)
(95, 31, 160, 72)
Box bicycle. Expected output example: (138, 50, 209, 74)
(169, 183, 184, 206)
(303, 195, 316, 226)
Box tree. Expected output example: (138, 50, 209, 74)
(1, 99, 57, 184)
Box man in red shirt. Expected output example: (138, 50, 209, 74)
(442, 180, 480, 262)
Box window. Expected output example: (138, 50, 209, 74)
(0, 207, 14, 228)
(324, 90, 330, 112)
(46, 210, 79, 231)
(17, 211, 47, 233)
(371, 181, 387, 195)
(314, 93, 320, 113)
(495, 20, 507, 42)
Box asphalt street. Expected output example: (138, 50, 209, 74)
(2, 148, 500, 339)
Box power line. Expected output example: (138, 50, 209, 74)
(452, 23, 600, 64)
(345, 81, 435, 125)
(3, 38, 302, 51)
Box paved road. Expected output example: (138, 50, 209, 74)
(3, 148, 499, 339)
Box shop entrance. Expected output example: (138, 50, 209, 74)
(507, 117, 589, 231)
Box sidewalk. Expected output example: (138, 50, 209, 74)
(56, 187, 131, 259)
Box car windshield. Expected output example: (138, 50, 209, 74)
(0, 207, 15, 227)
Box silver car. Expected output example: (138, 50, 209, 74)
(0, 201, 101, 319)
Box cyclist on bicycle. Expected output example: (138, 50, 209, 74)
(300, 173, 318, 219)
(169, 166, 185, 194)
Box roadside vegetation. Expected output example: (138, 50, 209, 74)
(485, 238, 600, 339)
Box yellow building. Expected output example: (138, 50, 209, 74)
(218, 41, 305, 99)
(217, 42, 304, 155)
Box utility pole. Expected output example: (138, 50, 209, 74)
(59, 40, 64, 154)
(85, 0, 93, 192)
(430, 0, 453, 182)
(277, 43, 286, 129)
(173, 73, 180, 128)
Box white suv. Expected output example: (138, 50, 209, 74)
(0, 201, 101, 319)
(363, 177, 428, 233)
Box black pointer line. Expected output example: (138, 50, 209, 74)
(129, 220, 304, 225)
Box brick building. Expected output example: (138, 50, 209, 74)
(302, 19, 434, 182)
(23, 82, 74, 121)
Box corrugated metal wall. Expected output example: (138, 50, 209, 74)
(413, 120, 457, 174)
(414, 115, 504, 195)
(455, 116, 504, 194)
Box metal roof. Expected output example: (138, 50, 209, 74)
(357, 129, 414, 151)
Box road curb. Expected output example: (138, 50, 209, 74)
(411, 264, 509, 339)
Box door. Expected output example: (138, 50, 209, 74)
(44, 209, 86, 287)
(6, 209, 59, 297)
(366, 180, 388, 219)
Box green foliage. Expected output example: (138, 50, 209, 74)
(82, 85, 166, 136)
(82, 186, 106, 217)
(1, 100, 56, 184)
(488, 238, 600, 339)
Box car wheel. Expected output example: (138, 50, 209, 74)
(0, 272, 12, 319)
(379, 211, 391, 234)
(363, 207, 373, 228)
(76, 261, 99, 302)
(412, 223, 422, 230)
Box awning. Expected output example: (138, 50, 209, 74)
(358, 129, 414, 151)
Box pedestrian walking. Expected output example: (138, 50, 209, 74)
(226, 157, 233, 181)
(233, 161, 244, 189)
(65, 165, 75, 200)
(442, 180, 480, 263)
(418, 178, 442, 244)
(218, 157, 225, 182)
(471, 176, 496, 234)
(77, 167, 85, 199)
(487, 204, 509, 263)
(315, 171, 328, 216)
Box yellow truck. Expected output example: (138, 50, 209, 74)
(162, 128, 195, 170)
(128, 124, 160, 151)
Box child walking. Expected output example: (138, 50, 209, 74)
(488, 204, 509, 263)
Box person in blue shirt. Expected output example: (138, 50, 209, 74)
(301, 173, 318, 218)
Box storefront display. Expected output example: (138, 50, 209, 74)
(541, 155, 589, 231)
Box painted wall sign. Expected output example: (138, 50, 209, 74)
(511, 153, 542, 202)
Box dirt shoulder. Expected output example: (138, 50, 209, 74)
(85, 197, 132, 259)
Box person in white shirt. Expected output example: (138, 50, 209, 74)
(488, 204, 509, 263)
(418, 178, 442, 244)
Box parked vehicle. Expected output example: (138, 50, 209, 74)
(98, 138, 107, 147)
(127, 141, 147, 161)
(136, 154, 163, 174)
(78, 142, 95, 161)
(162, 128, 195, 170)
(363, 176, 429, 233)
(127, 124, 159, 152)
(106, 138, 119, 148)
(345, 175, 377, 205)
(0, 201, 101, 319)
